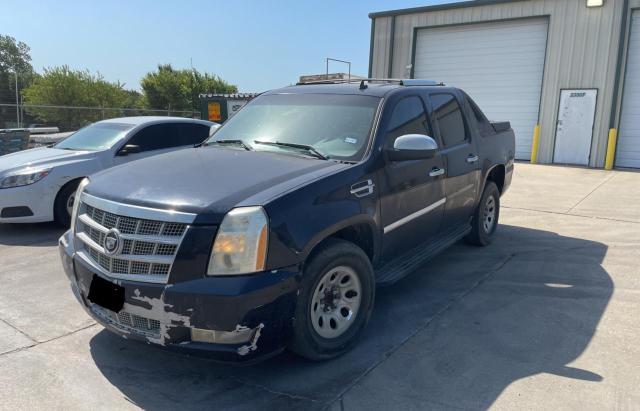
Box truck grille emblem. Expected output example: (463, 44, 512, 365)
(104, 229, 122, 255)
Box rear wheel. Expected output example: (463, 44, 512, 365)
(289, 239, 375, 360)
(466, 181, 500, 246)
(54, 180, 81, 227)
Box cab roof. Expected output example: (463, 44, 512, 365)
(265, 79, 456, 98)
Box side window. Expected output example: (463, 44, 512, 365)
(386, 96, 431, 147)
(174, 123, 211, 146)
(127, 123, 178, 152)
(430, 93, 468, 147)
(464, 93, 494, 137)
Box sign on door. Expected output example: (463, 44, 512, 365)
(553, 89, 598, 165)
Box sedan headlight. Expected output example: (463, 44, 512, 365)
(207, 206, 269, 276)
(70, 177, 90, 233)
(0, 168, 51, 189)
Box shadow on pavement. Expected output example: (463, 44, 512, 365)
(0, 222, 65, 247)
(89, 224, 612, 410)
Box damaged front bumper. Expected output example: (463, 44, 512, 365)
(59, 230, 299, 363)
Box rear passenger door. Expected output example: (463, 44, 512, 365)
(379, 95, 446, 260)
(428, 92, 481, 231)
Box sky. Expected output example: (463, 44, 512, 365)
(0, 0, 461, 93)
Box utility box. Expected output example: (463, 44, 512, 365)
(199, 93, 259, 124)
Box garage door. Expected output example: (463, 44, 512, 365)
(413, 18, 548, 160)
(616, 11, 640, 169)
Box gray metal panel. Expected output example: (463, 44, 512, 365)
(372, 0, 626, 167)
(371, 16, 392, 81)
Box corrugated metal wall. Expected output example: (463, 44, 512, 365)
(371, 0, 628, 168)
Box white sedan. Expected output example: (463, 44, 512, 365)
(0, 116, 219, 226)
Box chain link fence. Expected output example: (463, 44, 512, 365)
(0, 103, 200, 131)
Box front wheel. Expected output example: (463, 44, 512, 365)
(466, 181, 500, 246)
(54, 180, 81, 227)
(289, 239, 375, 360)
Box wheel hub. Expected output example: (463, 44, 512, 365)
(311, 266, 362, 339)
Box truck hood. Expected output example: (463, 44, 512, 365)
(0, 147, 96, 177)
(85, 147, 349, 224)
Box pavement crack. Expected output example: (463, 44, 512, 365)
(327, 252, 516, 408)
(565, 172, 618, 213)
(227, 375, 321, 404)
(0, 322, 98, 358)
(502, 205, 640, 225)
(0, 317, 37, 343)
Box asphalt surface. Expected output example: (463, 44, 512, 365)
(0, 163, 638, 410)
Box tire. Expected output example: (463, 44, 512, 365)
(54, 180, 81, 227)
(289, 238, 375, 361)
(466, 181, 500, 246)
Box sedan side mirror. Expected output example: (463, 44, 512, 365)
(117, 144, 141, 156)
(386, 134, 438, 161)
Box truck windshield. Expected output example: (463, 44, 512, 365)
(205, 93, 381, 162)
(55, 123, 133, 151)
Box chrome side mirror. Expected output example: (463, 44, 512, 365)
(386, 134, 438, 161)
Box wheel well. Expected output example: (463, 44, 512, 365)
(309, 223, 375, 264)
(55, 177, 85, 206)
(486, 165, 505, 194)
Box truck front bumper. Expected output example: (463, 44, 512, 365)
(59, 230, 300, 363)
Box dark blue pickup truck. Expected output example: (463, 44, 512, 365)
(59, 79, 515, 362)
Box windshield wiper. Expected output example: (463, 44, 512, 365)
(202, 139, 252, 151)
(253, 140, 328, 160)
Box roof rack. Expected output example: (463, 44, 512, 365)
(295, 78, 445, 89)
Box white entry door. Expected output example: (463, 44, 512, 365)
(553, 90, 598, 166)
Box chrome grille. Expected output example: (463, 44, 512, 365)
(75, 195, 193, 283)
(91, 305, 161, 337)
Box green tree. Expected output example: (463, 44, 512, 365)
(0, 35, 37, 126)
(23, 66, 135, 130)
(141, 64, 237, 112)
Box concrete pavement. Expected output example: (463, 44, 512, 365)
(0, 163, 638, 410)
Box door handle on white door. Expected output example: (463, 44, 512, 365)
(429, 167, 445, 177)
(466, 154, 479, 163)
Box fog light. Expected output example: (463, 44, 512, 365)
(191, 326, 256, 344)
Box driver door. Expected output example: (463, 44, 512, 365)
(379, 95, 446, 260)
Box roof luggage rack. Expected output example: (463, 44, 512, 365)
(295, 78, 445, 89)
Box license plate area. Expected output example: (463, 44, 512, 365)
(88, 274, 125, 313)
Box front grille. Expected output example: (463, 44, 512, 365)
(91, 305, 161, 337)
(75, 198, 190, 283)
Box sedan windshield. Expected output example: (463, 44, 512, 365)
(205, 93, 381, 162)
(55, 123, 133, 151)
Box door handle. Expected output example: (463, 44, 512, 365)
(466, 154, 479, 163)
(429, 167, 445, 177)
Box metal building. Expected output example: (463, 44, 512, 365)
(369, 0, 640, 169)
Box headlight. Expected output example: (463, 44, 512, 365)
(207, 206, 268, 276)
(70, 178, 90, 233)
(0, 168, 51, 189)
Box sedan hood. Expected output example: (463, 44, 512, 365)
(85, 147, 349, 224)
(0, 147, 96, 177)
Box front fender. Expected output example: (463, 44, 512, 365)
(263, 166, 380, 270)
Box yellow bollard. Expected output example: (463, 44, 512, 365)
(530, 124, 541, 164)
(605, 128, 618, 170)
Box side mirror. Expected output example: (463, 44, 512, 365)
(209, 124, 221, 137)
(117, 144, 141, 156)
(386, 134, 438, 161)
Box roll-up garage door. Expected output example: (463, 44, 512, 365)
(616, 11, 640, 169)
(413, 18, 548, 160)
